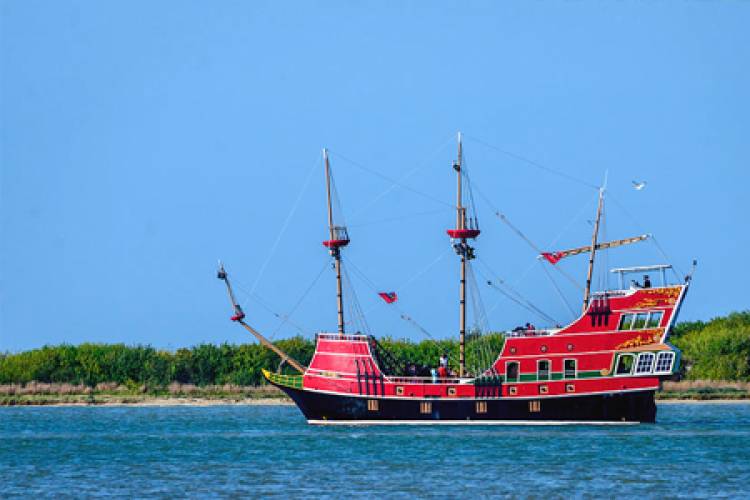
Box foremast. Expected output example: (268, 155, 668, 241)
(447, 132, 480, 378)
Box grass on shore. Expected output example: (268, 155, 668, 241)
(2, 380, 750, 405)
(0, 382, 288, 406)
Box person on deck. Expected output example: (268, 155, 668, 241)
(643, 275, 652, 288)
(439, 353, 448, 369)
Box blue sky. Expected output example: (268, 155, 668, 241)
(2, 1, 748, 351)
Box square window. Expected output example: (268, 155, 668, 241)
(615, 354, 635, 375)
(654, 352, 675, 374)
(647, 311, 664, 328)
(635, 353, 655, 374)
(509, 386, 518, 396)
(529, 400, 541, 413)
(633, 313, 649, 329)
(475, 401, 488, 414)
(618, 314, 635, 330)
(447, 387, 457, 397)
(367, 399, 379, 411)
(539, 385, 549, 395)
(396, 386, 404, 396)
(419, 401, 432, 414)
(566, 383, 575, 393)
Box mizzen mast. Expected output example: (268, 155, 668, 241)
(447, 132, 480, 378)
(582, 187, 604, 312)
(322, 149, 349, 335)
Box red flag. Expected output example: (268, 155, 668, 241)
(378, 292, 398, 304)
(541, 252, 563, 265)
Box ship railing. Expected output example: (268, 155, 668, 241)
(387, 376, 464, 385)
(505, 329, 553, 338)
(316, 332, 369, 342)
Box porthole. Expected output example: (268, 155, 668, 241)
(510, 346, 517, 354)
(541, 345, 548, 353)
(567, 343, 574, 351)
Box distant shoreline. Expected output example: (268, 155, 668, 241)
(2, 380, 749, 407)
(2, 394, 750, 407)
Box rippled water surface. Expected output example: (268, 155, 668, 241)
(2, 403, 749, 498)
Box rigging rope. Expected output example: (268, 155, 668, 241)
(345, 133, 457, 221)
(270, 260, 330, 338)
(233, 279, 310, 336)
(475, 260, 558, 324)
(342, 255, 441, 341)
(463, 134, 600, 190)
(539, 260, 577, 319)
(250, 157, 319, 293)
(607, 193, 684, 280)
(347, 208, 451, 228)
(328, 150, 455, 211)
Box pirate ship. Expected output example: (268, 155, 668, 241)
(218, 134, 693, 424)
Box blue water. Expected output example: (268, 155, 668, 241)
(2, 403, 749, 498)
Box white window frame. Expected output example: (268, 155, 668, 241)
(506, 361, 519, 382)
(614, 353, 636, 376)
(632, 312, 649, 330)
(635, 353, 656, 374)
(618, 313, 635, 330)
(537, 359, 550, 381)
(654, 352, 675, 374)
(563, 358, 577, 379)
(647, 311, 664, 328)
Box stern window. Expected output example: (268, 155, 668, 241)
(654, 352, 675, 374)
(618, 314, 635, 330)
(635, 353, 656, 374)
(647, 311, 664, 328)
(633, 313, 649, 329)
(615, 354, 635, 375)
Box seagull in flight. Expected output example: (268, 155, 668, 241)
(632, 180, 647, 191)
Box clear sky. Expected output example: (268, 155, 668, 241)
(2, 1, 749, 351)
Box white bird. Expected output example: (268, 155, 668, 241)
(632, 180, 647, 191)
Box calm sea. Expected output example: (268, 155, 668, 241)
(1, 403, 749, 498)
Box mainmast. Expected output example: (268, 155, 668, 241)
(447, 132, 480, 378)
(582, 187, 605, 311)
(322, 149, 349, 335)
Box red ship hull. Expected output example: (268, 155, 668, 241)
(263, 284, 688, 424)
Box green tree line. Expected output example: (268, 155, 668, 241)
(1, 312, 748, 387)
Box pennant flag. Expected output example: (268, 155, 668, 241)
(378, 292, 398, 304)
(541, 252, 564, 265)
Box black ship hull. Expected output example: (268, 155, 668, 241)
(274, 385, 657, 424)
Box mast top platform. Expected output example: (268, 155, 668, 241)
(323, 225, 350, 248)
(447, 228, 481, 239)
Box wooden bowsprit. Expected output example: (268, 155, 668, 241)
(217, 263, 306, 374)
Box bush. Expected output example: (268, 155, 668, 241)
(672, 311, 750, 381)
